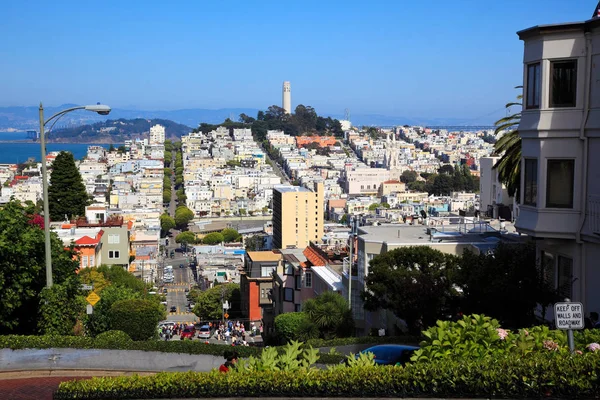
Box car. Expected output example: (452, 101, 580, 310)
(170, 306, 177, 313)
(160, 301, 168, 306)
(358, 345, 419, 366)
(197, 325, 211, 339)
(180, 326, 195, 340)
(179, 264, 184, 269)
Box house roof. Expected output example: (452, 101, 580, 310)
(383, 180, 401, 184)
(246, 251, 281, 262)
(303, 246, 328, 267)
(74, 230, 103, 246)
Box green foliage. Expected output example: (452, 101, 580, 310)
(163, 190, 171, 204)
(304, 335, 422, 348)
(50, 118, 190, 141)
(48, 151, 90, 219)
(174, 206, 194, 229)
(192, 283, 240, 320)
(0, 201, 81, 334)
(400, 170, 418, 183)
(84, 285, 142, 337)
(94, 330, 132, 348)
(244, 235, 263, 251)
(176, 231, 196, 244)
(368, 203, 380, 211)
(78, 268, 110, 293)
(37, 278, 86, 335)
(220, 228, 240, 243)
(236, 341, 320, 372)
(274, 312, 317, 343)
(303, 291, 354, 339)
(164, 168, 172, 177)
(202, 232, 224, 245)
(363, 246, 459, 334)
(97, 265, 145, 292)
(457, 242, 558, 328)
(109, 299, 165, 341)
(54, 352, 600, 399)
(160, 213, 175, 233)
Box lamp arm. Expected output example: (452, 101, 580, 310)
(43, 106, 86, 127)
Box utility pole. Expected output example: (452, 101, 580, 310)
(348, 216, 358, 309)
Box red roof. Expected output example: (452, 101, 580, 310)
(383, 180, 401, 184)
(74, 230, 104, 246)
(303, 246, 328, 267)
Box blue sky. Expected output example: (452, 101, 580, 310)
(0, 0, 593, 121)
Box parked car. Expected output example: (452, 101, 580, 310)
(170, 306, 177, 313)
(179, 263, 184, 269)
(197, 325, 211, 339)
(180, 326, 195, 340)
(358, 345, 419, 366)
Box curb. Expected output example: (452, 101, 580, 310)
(0, 369, 157, 380)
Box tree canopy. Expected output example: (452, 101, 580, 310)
(48, 151, 89, 220)
(192, 283, 240, 321)
(175, 231, 196, 244)
(174, 206, 194, 229)
(303, 291, 354, 339)
(203, 232, 224, 245)
(160, 213, 175, 234)
(221, 228, 241, 243)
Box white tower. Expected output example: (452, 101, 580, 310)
(282, 81, 291, 114)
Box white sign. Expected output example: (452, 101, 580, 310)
(81, 284, 93, 291)
(223, 301, 229, 310)
(86, 304, 93, 315)
(554, 302, 584, 330)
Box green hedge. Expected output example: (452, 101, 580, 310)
(305, 334, 421, 348)
(54, 352, 600, 399)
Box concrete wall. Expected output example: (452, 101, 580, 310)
(0, 348, 223, 373)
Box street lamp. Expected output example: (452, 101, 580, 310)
(39, 102, 111, 288)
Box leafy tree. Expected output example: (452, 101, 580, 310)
(78, 268, 111, 293)
(175, 176, 183, 187)
(238, 113, 255, 124)
(97, 264, 146, 292)
(438, 164, 455, 175)
(381, 202, 390, 208)
(221, 228, 241, 243)
(400, 170, 418, 184)
(38, 277, 86, 335)
(363, 246, 460, 334)
(192, 283, 240, 320)
(176, 231, 196, 245)
(339, 214, 348, 225)
(109, 299, 164, 340)
(431, 174, 454, 195)
(117, 145, 126, 154)
(203, 232, 224, 245)
(303, 291, 354, 339)
(48, 151, 89, 220)
(0, 201, 80, 334)
(368, 203, 380, 211)
(493, 86, 523, 198)
(160, 213, 175, 234)
(457, 243, 558, 328)
(163, 190, 171, 204)
(174, 206, 194, 229)
(239, 208, 247, 216)
(164, 168, 172, 177)
(108, 143, 115, 152)
(244, 235, 263, 251)
(274, 312, 318, 343)
(84, 285, 141, 336)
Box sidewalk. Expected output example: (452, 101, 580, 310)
(0, 376, 91, 400)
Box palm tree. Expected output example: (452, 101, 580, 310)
(493, 86, 522, 198)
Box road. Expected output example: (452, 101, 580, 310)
(261, 142, 290, 184)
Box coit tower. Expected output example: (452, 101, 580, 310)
(282, 81, 291, 114)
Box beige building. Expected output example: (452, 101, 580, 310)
(378, 179, 406, 197)
(272, 182, 324, 249)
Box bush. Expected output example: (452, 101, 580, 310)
(273, 312, 317, 344)
(94, 330, 132, 348)
(54, 352, 600, 399)
(305, 335, 422, 348)
(109, 299, 164, 341)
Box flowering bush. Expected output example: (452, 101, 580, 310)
(586, 342, 600, 352)
(496, 328, 509, 340)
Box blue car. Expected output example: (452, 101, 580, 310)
(360, 344, 419, 366)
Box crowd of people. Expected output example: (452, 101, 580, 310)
(213, 320, 262, 346)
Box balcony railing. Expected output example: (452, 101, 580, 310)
(588, 195, 600, 235)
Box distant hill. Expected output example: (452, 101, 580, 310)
(49, 118, 192, 143)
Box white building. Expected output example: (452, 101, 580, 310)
(516, 15, 600, 317)
(479, 157, 514, 219)
(149, 124, 165, 145)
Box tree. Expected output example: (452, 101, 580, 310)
(174, 206, 194, 229)
(38, 277, 86, 335)
(431, 174, 454, 195)
(381, 202, 390, 208)
(160, 213, 175, 233)
(117, 145, 126, 154)
(339, 214, 348, 225)
(274, 312, 318, 343)
(203, 232, 224, 245)
(239, 208, 247, 216)
(192, 283, 240, 320)
(0, 201, 81, 334)
(221, 228, 241, 243)
(457, 242, 558, 328)
(78, 268, 111, 294)
(163, 190, 171, 204)
(48, 151, 89, 220)
(176, 231, 196, 245)
(238, 113, 255, 124)
(164, 168, 172, 177)
(438, 164, 455, 175)
(84, 285, 142, 337)
(108, 143, 115, 152)
(400, 170, 418, 184)
(368, 203, 380, 211)
(109, 299, 164, 340)
(493, 86, 523, 198)
(303, 292, 354, 339)
(363, 246, 460, 334)
(245, 235, 263, 251)
(97, 264, 146, 292)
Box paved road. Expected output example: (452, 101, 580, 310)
(261, 142, 290, 184)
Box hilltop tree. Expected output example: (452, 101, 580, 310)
(48, 151, 89, 220)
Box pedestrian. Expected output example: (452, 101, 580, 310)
(219, 350, 238, 373)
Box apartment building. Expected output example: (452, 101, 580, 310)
(239, 251, 282, 328)
(272, 182, 324, 249)
(516, 16, 600, 314)
(149, 124, 165, 144)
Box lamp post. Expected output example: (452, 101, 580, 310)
(39, 103, 111, 288)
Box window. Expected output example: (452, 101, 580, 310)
(305, 272, 312, 288)
(82, 256, 88, 267)
(284, 262, 294, 275)
(108, 250, 120, 259)
(550, 60, 577, 107)
(541, 251, 556, 287)
(295, 275, 302, 290)
(89, 255, 95, 266)
(546, 159, 574, 208)
(526, 63, 541, 109)
(558, 256, 573, 298)
(294, 304, 302, 312)
(523, 159, 538, 206)
(261, 266, 275, 277)
(108, 234, 120, 244)
(284, 288, 294, 302)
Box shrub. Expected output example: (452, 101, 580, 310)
(109, 299, 164, 341)
(305, 335, 421, 348)
(94, 330, 132, 348)
(273, 312, 316, 344)
(54, 352, 600, 399)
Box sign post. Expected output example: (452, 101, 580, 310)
(554, 299, 584, 353)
